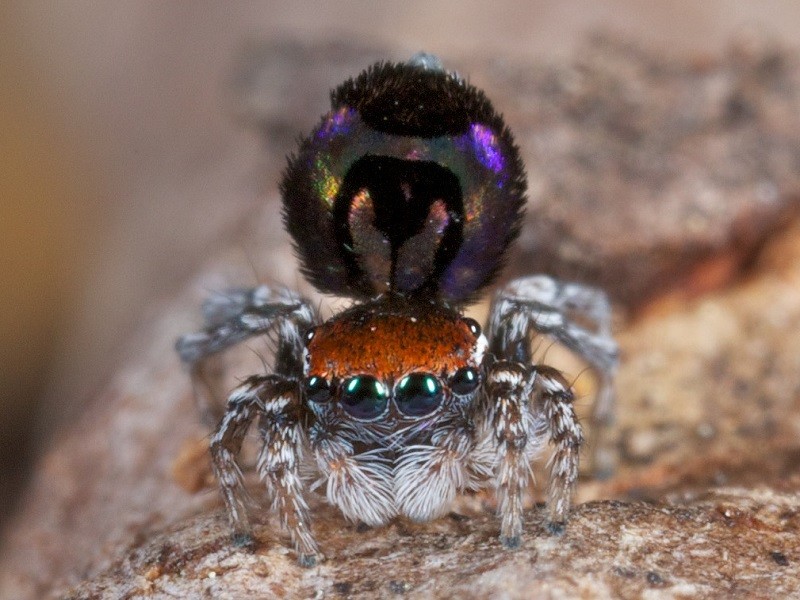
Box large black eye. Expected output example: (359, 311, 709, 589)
(395, 372, 443, 417)
(304, 376, 331, 404)
(450, 366, 480, 396)
(340, 375, 389, 420)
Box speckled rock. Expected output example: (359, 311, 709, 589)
(479, 35, 800, 309)
(61, 489, 800, 599)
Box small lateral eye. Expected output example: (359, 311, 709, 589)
(450, 366, 480, 395)
(395, 372, 443, 417)
(463, 317, 481, 338)
(304, 375, 331, 403)
(305, 327, 316, 343)
(340, 375, 389, 420)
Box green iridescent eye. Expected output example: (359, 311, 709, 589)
(340, 375, 389, 420)
(395, 372, 443, 417)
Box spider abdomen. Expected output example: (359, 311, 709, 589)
(281, 62, 527, 303)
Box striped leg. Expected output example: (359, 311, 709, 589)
(483, 361, 583, 546)
(484, 362, 542, 547)
(488, 275, 618, 476)
(176, 285, 317, 422)
(211, 374, 319, 566)
(534, 366, 583, 531)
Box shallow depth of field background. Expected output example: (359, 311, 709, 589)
(2, 1, 800, 527)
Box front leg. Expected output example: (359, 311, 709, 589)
(534, 365, 583, 531)
(211, 374, 319, 567)
(488, 275, 618, 415)
(485, 361, 583, 546)
(484, 362, 543, 547)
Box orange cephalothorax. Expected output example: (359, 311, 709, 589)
(306, 299, 482, 382)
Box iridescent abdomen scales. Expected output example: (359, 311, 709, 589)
(281, 62, 527, 303)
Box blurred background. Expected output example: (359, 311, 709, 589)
(2, 1, 800, 528)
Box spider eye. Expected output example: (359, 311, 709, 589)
(450, 366, 480, 395)
(463, 317, 481, 338)
(304, 376, 331, 403)
(395, 372, 443, 417)
(340, 375, 389, 420)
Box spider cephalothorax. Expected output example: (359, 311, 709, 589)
(177, 54, 618, 567)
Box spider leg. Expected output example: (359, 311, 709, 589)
(483, 360, 583, 546)
(211, 374, 319, 567)
(533, 365, 583, 532)
(176, 285, 317, 422)
(483, 362, 543, 548)
(488, 275, 618, 475)
(209, 377, 263, 547)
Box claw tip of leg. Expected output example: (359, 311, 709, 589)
(298, 553, 318, 568)
(500, 535, 522, 549)
(546, 521, 566, 536)
(232, 532, 256, 551)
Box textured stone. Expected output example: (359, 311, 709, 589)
(60, 489, 800, 599)
(481, 35, 800, 308)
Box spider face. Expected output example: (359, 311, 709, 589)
(303, 299, 486, 422)
(177, 53, 618, 568)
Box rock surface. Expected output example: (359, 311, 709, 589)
(494, 35, 800, 309)
(2, 38, 800, 599)
(61, 489, 800, 599)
